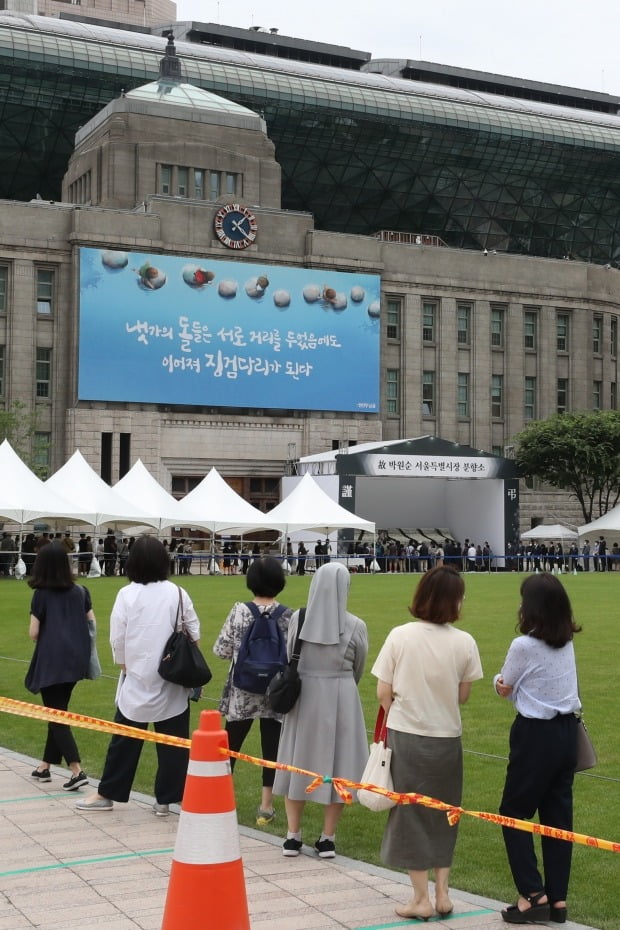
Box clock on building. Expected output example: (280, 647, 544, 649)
(213, 203, 258, 249)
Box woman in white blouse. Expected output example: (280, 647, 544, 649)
(76, 536, 200, 816)
(495, 573, 581, 925)
(372, 565, 483, 920)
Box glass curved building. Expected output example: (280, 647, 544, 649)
(3, 12, 620, 262)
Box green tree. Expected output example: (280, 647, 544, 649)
(514, 411, 620, 524)
(0, 400, 47, 476)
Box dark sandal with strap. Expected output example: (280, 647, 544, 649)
(501, 892, 550, 924)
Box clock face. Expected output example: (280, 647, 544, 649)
(213, 203, 258, 250)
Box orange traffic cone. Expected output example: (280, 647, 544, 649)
(161, 709, 250, 930)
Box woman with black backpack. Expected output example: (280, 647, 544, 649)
(213, 557, 293, 827)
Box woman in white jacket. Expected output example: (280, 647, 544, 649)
(76, 536, 200, 816)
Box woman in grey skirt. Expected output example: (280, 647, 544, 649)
(372, 565, 483, 920)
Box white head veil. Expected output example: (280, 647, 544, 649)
(300, 561, 350, 645)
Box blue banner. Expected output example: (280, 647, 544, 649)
(78, 248, 381, 413)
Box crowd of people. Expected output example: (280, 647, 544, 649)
(21, 538, 585, 923)
(3, 528, 619, 579)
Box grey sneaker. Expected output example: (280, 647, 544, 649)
(153, 802, 169, 817)
(75, 796, 113, 811)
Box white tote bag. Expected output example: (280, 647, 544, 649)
(358, 708, 396, 812)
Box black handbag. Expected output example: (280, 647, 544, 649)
(158, 588, 212, 688)
(266, 608, 305, 713)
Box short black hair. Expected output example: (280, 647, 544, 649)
(29, 541, 75, 590)
(125, 536, 170, 584)
(246, 556, 286, 597)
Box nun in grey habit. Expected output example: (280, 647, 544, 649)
(273, 561, 369, 856)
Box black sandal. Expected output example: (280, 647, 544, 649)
(501, 892, 550, 924)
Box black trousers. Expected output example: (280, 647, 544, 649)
(226, 717, 281, 788)
(40, 682, 81, 766)
(500, 713, 577, 902)
(98, 704, 190, 804)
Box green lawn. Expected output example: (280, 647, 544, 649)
(1, 571, 618, 929)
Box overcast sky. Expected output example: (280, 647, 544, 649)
(176, 0, 620, 97)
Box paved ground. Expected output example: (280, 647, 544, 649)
(0, 747, 591, 930)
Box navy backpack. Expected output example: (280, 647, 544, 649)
(232, 602, 288, 694)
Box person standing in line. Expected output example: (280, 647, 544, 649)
(581, 539, 590, 571)
(274, 562, 368, 859)
(76, 536, 200, 815)
(26, 541, 94, 791)
(495, 573, 581, 925)
(296, 541, 307, 575)
(213, 557, 292, 826)
(372, 565, 483, 920)
(103, 529, 117, 576)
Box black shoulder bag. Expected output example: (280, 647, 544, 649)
(266, 608, 306, 714)
(158, 587, 212, 688)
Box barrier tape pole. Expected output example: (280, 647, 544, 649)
(2, 696, 619, 853)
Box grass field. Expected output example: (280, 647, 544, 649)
(1, 571, 618, 929)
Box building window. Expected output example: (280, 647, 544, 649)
(35, 347, 52, 398)
(524, 309, 537, 350)
(457, 302, 471, 345)
(422, 300, 436, 342)
(210, 171, 220, 200)
(524, 376, 537, 420)
(491, 305, 504, 347)
(171, 475, 203, 499)
(491, 374, 503, 418)
(492, 445, 503, 457)
(160, 164, 172, 195)
(0, 344, 4, 396)
(386, 368, 400, 415)
(177, 167, 188, 197)
(225, 172, 238, 195)
(556, 312, 569, 352)
(611, 317, 617, 358)
(592, 316, 602, 355)
(422, 370, 435, 415)
(33, 432, 51, 477)
(593, 380, 602, 410)
(457, 372, 469, 417)
(611, 382, 617, 410)
(557, 378, 568, 414)
(194, 169, 205, 199)
(36, 269, 54, 315)
(247, 476, 280, 512)
(386, 297, 401, 340)
(0, 266, 6, 312)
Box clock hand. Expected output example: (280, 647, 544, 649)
(231, 217, 248, 233)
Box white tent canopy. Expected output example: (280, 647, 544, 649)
(264, 472, 375, 535)
(0, 439, 90, 525)
(113, 459, 184, 532)
(520, 523, 578, 541)
(163, 467, 273, 534)
(45, 450, 158, 528)
(578, 504, 620, 538)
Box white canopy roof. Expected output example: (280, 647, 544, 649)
(578, 504, 620, 538)
(520, 523, 578, 541)
(264, 472, 375, 535)
(0, 440, 89, 525)
(164, 467, 273, 534)
(45, 450, 158, 528)
(113, 460, 184, 531)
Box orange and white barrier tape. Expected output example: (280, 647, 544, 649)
(0, 696, 190, 749)
(2, 696, 618, 853)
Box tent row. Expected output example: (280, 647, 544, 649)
(0, 440, 375, 539)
